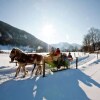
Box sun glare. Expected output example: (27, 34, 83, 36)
(41, 24, 56, 43)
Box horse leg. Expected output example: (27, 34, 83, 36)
(38, 65, 42, 75)
(35, 65, 39, 75)
(35, 64, 42, 75)
(31, 63, 36, 75)
(22, 65, 27, 78)
(40, 65, 43, 75)
(15, 65, 21, 77)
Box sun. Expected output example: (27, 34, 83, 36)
(41, 24, 56, 43)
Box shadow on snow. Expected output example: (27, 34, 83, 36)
(0, 69, 100, 100)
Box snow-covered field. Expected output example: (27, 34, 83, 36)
(0, 52, 100, 100)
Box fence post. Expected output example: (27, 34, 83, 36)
(43, 61, 45, 77)
(76, 57, 78, 69)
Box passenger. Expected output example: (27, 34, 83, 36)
(68, 52, 73, 61)
(49, 48, 61, 62)
(62, 53, 68, 61)
(54, 48, 61, 56)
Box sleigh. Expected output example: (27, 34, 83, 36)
(44, 54, 72, 72)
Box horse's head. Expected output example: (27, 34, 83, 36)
(9, 48, 23, 62)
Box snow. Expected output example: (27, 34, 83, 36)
(0, 52, 100, 100)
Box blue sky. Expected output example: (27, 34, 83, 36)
(0, 0, 100, 45)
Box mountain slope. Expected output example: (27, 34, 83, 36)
(0, 21, 48, 51)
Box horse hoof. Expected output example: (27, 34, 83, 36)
(15, 74, 17, 77)
(35, 73, 37, 75)
(23, 75, 25, 78)
(35, 73, 38, 75)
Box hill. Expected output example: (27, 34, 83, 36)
(0, 21, 48, 51)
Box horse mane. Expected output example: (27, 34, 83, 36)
(12, 48, 24, 53)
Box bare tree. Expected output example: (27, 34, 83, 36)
(95, 29, 100, 50)
(88, 27, 96, 51)
(83, 34, 91, 52)
(82, 27, 100, 52)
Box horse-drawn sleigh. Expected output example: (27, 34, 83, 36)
(9, 48, 73, 77)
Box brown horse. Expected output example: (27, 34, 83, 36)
(9, 48, 44, 77)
